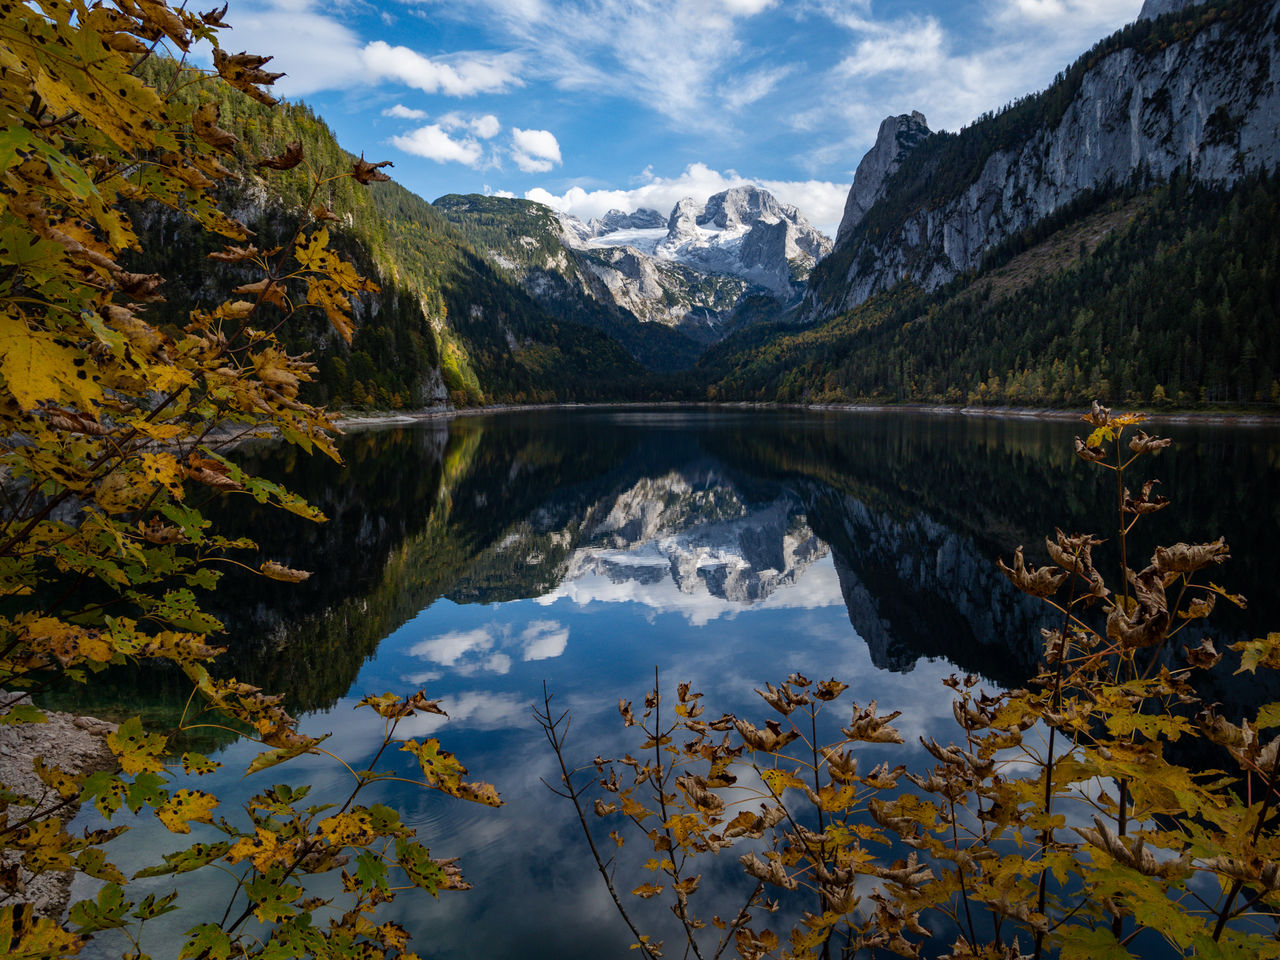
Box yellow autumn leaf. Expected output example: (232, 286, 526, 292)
(226, 826, 290, 871)
(149, 363, 194, 391)
(0, 312, 103, 411)
(761, 767, 806, 795)
(157, 789, 219, 834)
(0, 904, 85, 957)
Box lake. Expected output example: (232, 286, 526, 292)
(72, 407, 1280, 958)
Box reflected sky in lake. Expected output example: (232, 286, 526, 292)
(70, 408, 1280, 958)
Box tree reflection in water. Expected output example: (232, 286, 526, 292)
(60, 409, 1280, 960)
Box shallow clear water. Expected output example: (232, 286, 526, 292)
(71, 408, 1280, 958)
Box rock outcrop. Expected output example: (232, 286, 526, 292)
(584, 184, 834, 302)
(1138, 0, 1204, 20)
(806, 0, 1280, 320)
(835, 111, 932, 242)
(0, 692, 118, 919)
(585, 207, 667, 235)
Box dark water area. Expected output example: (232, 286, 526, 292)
(69, 408, 1280, 958)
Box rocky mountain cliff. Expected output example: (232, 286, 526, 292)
(565, 185, 832, 305)
(804, 0, 1280, 321)
(835, 111, 932, 243)
(1138, 0, 1200, 20)
(436, 185, 831, 362)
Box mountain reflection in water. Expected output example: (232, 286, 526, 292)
(67, 409, 1280, 960)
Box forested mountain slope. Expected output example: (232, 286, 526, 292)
(431, 194, 707, 371)
(803, 0, 1280, 321)
(134, 61, 653, 408)
(692, 0, 1279, 408)
(133, 0, 1280, 414)
(700, 171, 1279, 406)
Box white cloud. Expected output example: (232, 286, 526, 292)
(789, 0, 1141, 184)
(511, 127, 562, 173)
(721, 0, 777, 14)
(404, 619, 565, 672)
(722, 66, 792, 111)
(521, 620, 569, 661)
(391, 124, 484, 166)
(420, 0, 776, 126)
(194, 2, 365, 97)
(396, 691, 529, 736)
(438, 112, 502, 139)
(362, 41, 521, 96)
(525, 162, 849, 237)
(472, 114, 502, 139)
(537, 554, 844, 627)
(483, 652, 513, 674)
(997, 0, 1142, 27)
(835, 19, 946, 79)
(384, 104, 428, 120)
(409, 627, 493, 665)
(403, 670, 442, 684)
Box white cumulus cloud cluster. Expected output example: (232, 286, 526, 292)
(407, 619, 570, 675)
(419, 0, 783, 126)
(387, 111, 505, 168)
(510, 128, 563, 173)
(361, 42, 520, 97)
(383, 104, 427, 120)
(392, 125, 485, 166)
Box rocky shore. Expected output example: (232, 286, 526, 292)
(0, 691, 118, 918)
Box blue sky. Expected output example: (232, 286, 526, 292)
(211, 0, 1144, 235)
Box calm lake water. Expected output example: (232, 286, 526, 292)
(72, 408, 1280, 958)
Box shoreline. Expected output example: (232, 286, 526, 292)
(334, 400, 1280, 430)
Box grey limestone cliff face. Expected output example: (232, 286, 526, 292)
(557, 184, 833, 332)
(810, 0, 1280, 319)
(655, 185, 833, 299)
(587, 207, 666, 234)
(835, 111, 932, 242)
(701, 184, 788, 229)
(1138, 0, 1204, 20)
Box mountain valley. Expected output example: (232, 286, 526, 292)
(146, 0, 1279, 413)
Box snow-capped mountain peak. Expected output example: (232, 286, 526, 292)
(560, 184, 832, 302)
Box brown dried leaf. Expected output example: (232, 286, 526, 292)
(1073, 436, 1109, 463)
(260, 561, 312, 583)
(1129, 430, 1172, 456)
(257, 141, 304, 171)
(1153, 538, 1230, 575)
(208, 245, 261, 263)
(114, 271, 165, 301)
(1082, 400, 1112, 427)
(192, 102, 239, 152)
(138, 518, 187, 545)
(234, 278, 288, 310)
(1123, 480, 1170, 516)
(352, 156, 394, 184)
(843, 700, 904, 744)
(998, 546, 1068, 598)
(821, 747, 858, 783)
(200, 3, 229, 26)
(814, 678, 848, 701)
(755, 682, 796, 716)
(1184, 638, 1222, 670)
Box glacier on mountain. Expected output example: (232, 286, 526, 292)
(559, 184, 832, 302)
